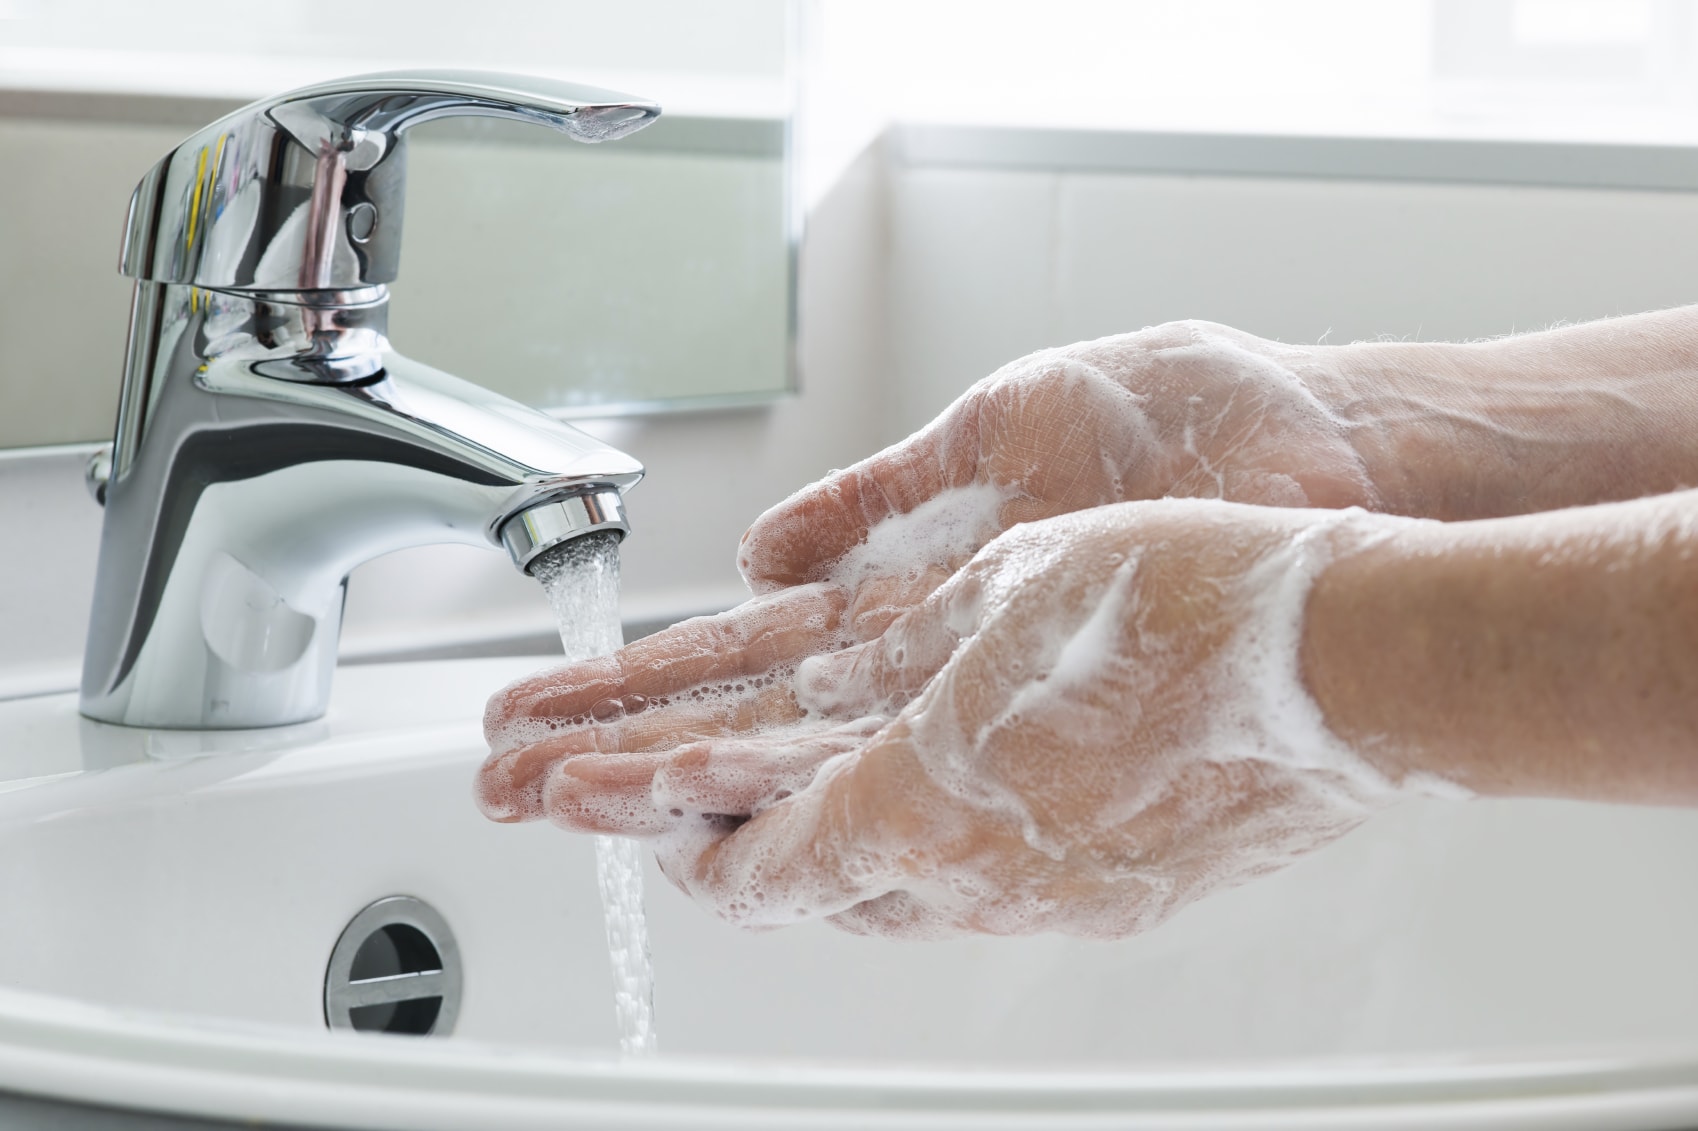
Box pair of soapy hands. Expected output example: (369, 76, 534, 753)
(478, 321, 1420, 939)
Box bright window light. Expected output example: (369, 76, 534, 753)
(812, 0, 1698, 143)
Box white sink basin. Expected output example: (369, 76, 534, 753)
(1, 657, 1696, 1128)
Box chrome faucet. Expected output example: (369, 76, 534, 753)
(80, 71, 657, 730)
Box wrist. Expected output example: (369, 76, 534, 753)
(1227, 507, 1453, 801)
(1298, 519, 1446, 791)
(1308, 315, 1698, 521)
(1301, 340, 1519, 521)
(1301, 494, 1698, 805)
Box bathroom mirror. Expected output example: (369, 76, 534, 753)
(390, 110, 792, 416)
(0, 0, 794, 448)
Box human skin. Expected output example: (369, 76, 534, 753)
(481, 491, 1698, 936)
(1305, 489, 1698, 807)
(737, 307, 1698, 611)
(479, 310, 1698, 936)
(1307, 306, 1698, 523)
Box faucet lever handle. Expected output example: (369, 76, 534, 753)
(119, 69, 660, 291)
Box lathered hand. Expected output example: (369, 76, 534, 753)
(480, 309, 1698, 827)
(740, 307, 1698, 626)
(479, 308, 1698, 936)
(739, 321, 1381, 641)
(483, 501, 1442, 937)
(477, 320, 1376, 825)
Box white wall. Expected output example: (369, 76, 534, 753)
(886, 164, 1698, 436)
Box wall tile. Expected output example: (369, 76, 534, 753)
(885, 167, 1060, 437)
(1053, 172, 1698, 347)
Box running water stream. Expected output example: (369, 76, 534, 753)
(530, 532, 657, 1056)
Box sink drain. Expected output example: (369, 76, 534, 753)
(325, 896, 461, 1036)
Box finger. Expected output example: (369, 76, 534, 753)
(541, 752, 677, 835)
(654, 740, 915, 929)
(841, 562, 957, 640)
(828, 890, 963, 939)
(484, 584, 847, 749)
(651, 718, 884, 817)
(737, 401, 982, 594)
(973, 358, 1148, 517)
(794, 573, 976, 718)
(476, 685, 805, 822)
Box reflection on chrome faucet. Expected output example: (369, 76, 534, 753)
(81, 71, 659, 730)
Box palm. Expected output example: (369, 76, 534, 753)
(738, 323, 1375, 634)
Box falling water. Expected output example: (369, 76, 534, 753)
(530, 532, 657, 1056)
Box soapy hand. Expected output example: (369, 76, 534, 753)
(479, 307, 1698, 937)
(477, 321, 1382, 828)
(737, 320, 1379, 641)
(481, 500, 1430, 938)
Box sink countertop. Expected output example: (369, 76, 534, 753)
(0, 656, 549, 790)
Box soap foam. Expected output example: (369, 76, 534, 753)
(485, 319, 1445, 938)
(829, 480, 1007, 594)
(1207, 509, 1401, 792)
(485, 483, 1009, 831)
(494, 496, 1453, 940)
(734, 500, 1460, 937)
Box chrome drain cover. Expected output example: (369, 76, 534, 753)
(325, 896, 461, 1036)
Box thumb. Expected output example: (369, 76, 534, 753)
(653, 736, 920, 929)
(737, 398, 984, 594)
(794, 579, 972, 718)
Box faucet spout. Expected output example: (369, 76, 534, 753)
(80, 282, 642, 730)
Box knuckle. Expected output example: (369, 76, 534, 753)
(1154, 317, 1229, 341)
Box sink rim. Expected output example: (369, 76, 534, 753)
(0, 655, 548, 793)
(0, 981, 1695, 1129)
(3, 658, 1698, 1126)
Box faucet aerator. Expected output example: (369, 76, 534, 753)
(500, 489, 630, 576)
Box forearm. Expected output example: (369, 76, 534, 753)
(1308, 306, 1698, 521)
(1302, 489, 1698, 805)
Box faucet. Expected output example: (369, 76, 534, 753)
(80, 71, 658, 730)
